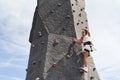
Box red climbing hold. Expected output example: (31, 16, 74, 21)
(53, 39, 59, 44)
(52, 63, 57, 67)
(66, 15, 71, 19)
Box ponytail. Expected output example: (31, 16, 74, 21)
(83, 29, 91, 37)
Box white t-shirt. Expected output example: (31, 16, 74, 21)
(83, 35, 91, 43)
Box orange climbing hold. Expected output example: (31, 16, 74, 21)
(65, 54, 71, 59)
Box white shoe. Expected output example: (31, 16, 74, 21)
(80, 67, 88, 72)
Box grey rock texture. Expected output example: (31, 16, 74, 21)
(26, 0, 100, 80)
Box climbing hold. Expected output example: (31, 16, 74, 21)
(77, 23, 79, 25)
(54, 39, 58, 43)
(57, 3, 62, 6)
(52, 63, 57, 67)
(50, 10, 55, 13)
(41, 41, 45, 44)
(73, 10, 75, 13)
(81, 8, 85, 11)
(93, 68, 96, 71)
(31, 44, 35, 47)
(81, 22, 83, 24)
(90, 76, 94, 80)
(65, 54, 71, 59)
(86, 19, 88, 22)
(53, 39, 59, 47)
(38, 32, 42, 37)
(62, 27, 66, 31)
(81, 9, 83, 11)
(32, 61, 36, 65)
(25, 68, 28, 71)
(72, 4, 74, 6)
(79, 13, 81, 17)
(65, 15, 71, 19)
(85, 27, 88, 29)
(53, 39, 59, 44)
(35, 77, 40, 80)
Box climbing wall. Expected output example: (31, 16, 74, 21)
(70, 0, 88, 39)
(26, 0, 100, 80)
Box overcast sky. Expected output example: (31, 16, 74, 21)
(0, 0, 120, 80)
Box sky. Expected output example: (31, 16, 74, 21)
(0, 0, 120, 80)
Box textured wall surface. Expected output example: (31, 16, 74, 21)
(26, 0, 100, 80)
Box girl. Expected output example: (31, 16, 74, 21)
(74, 29, 93, 72)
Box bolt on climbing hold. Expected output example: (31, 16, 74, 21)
(35, 77, 40, 80)
(77, 23, 79, 25)
(90, 76, 94, 80)
(65, 54, 71, 59)
(73, 10, 75, 13)
(79, 13, 81, 17)
(81, 9, 83, 11)
(38, 32, 42, 37)
(31, 44, 35, 47)
(41, 41, 45, 44)
(65, 15, 71, 19)
(53, 39, 59, 47)
(50, 10, 55, 13)
(32, 61, 36, 65)
(72, 4, 74, 6)
(81, 8, 85, 11)
(52, 63, 57, 67)
(93, 68, 96, 71)
(81, 22, 83, 24)
(25, 68, 28, 71)
(53, 39, 59, 44)
(57, 3, 62, 6)
(62, 27, 65, 31)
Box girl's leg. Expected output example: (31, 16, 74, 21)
(80, 51, 89, 72)
(83, 51, 89, 67)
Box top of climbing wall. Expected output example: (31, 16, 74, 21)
(29, 0, 89, 42)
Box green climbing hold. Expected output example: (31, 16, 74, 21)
(32, 61, 36, 65)
(57, 3, 62, 6)
(90, 76, 94, 80)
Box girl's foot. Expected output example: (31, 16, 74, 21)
(80, 67, 88, 73)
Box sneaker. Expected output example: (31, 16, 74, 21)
(80, 67, 88, 72)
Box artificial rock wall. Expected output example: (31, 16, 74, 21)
(26, 0, 100, 80)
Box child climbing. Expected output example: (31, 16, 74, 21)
(74, 29, 94, 72)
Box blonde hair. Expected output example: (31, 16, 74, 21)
(82, 29, 91, 37)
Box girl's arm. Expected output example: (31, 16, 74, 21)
(74, 37, 83, 44)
